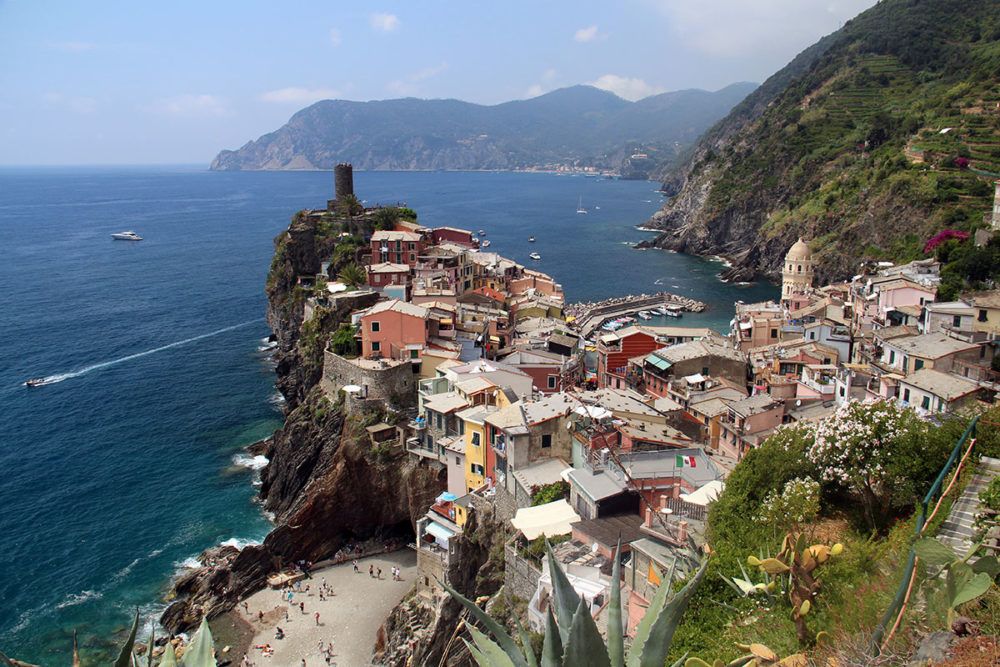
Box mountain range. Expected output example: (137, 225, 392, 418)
(639, 0, 1000, 281)
(209, 83, 757, 174)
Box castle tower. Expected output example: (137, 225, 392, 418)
(992, 180, 1000, 231)
(334, 163, 354, 202)
(781, 237, 814, 307)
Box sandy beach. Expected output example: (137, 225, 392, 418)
(233, 550, 416, 667)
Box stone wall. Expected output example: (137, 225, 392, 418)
(322, 350, 416, 408)
(504, 540, 542, 602)
(493, 485, 517, 523)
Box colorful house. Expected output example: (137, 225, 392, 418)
(370, 230, 425, 268)
(360, 299, 435, 362)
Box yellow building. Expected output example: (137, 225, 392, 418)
(963, 290, 1000, 336)
(458, 386, 515, 492)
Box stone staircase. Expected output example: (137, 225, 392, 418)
(935, 456, 1000, 556)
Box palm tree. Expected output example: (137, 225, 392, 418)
(338, 262, 367, 288)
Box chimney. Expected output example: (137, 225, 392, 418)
(677, 520, 689, 543)
(644, 506, 654, 528)
(659, 494, 668, 510)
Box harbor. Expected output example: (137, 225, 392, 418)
(567, 292, 707, 338)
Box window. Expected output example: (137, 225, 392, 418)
(839, 387, 846, 397)
(472, 432, 481, 446)
(914, 359, 924, 371)
(547, 375, 557, 389)
(470, 463, 484, 475)
(809, 331, 816, 340)
(903, 388, 910, 402)
(459, 421, 465, 436)
(921, 396, 931, 410)
(455, 456, 460, 465)
(979, 309, 988, 322)
(436, 412, 442, 430)
(371, 341, 381, 352)
(889, 350, 896, 364)
(953, 315, 962, 328)
(770, 328, 778, 338)
(410, 253, 415, 262)
(797, 264, 802, 273)
(409, 242, 415, 250)
(541, 434, 552, 448)
(371, 321, 380, 332)
(410, 349, 419, 359)
(701, 366, 709, 376)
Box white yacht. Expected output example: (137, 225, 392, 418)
(576, 197, 587, 214)
(481, 239, 491, 248)
(529, 252, 541, 260)
(112, 231, 143, 241)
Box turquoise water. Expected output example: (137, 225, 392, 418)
(0, 167, 776, 662)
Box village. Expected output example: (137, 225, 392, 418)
(292, 165, 1000, 658)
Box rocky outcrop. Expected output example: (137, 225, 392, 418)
(161, 209, 444, 634)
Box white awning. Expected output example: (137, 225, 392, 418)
(425, 521, 455, 542)
(680, 480, 725, 506)
(510, 499, 581, 540)
(739, 321, 753, 330)
(573, 405, 612, 420)
(683, 373, 706, 384)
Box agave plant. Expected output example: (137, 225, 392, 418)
(444, 539, 711, 667)
(0, 612, 220, 667)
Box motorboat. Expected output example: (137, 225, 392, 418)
(602, 321, 623, 331)
(528, 236, 536, 243)
(24, 377, 48, 388)
(663, 305, 683, 318)
(653, 306, 669, 316)
(478, 229, 486, 236)
(576, 197, 587, 214)
(481, 239, 491, 248)
(637, 311, 653, 320)
(529, 252, 541, 260)
(112, 231, 143, 241)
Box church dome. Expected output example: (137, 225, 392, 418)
(785, 238, 812, 262)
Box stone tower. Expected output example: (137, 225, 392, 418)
(334, 163, 354, 201)
(781, 237, 814, 307)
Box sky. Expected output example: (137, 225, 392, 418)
(0, 0, 878, 165)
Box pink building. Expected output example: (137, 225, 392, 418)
(360, 299, 436, 361)
(718, 393, 784, 459)
(367, 262, 410, 291)
(432, 226, 478, 248)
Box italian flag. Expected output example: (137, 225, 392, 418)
(676, 454, 696, 468)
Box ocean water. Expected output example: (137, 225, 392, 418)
(0, 167, 776, 662)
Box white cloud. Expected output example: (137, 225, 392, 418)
(647, 0, 876, 58)
(260, 87, 340, 104)
(386, 62, 447, 97)
(542, 68, 557, 81)
(42, 92, 98, 113)
(525, 84, 545, 98)
(589, 74, 665, 101)
(370, 13, 400, 32)
(47, 41, 96, 52)
(147, 94, 230, 117)
(573, 25, 603, 43)
(329, 28, 342, 46)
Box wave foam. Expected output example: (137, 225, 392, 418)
(56, 590, 103, 610)
(220, 537, 261, 550)
(233, 453, 269, 471)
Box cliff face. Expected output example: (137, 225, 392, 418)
(161, 210, 444, 633)
(639, 0, 1000, 283)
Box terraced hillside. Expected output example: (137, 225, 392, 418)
(641, 0, 1000, 282)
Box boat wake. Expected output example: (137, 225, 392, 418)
(24, 320, 262, 387)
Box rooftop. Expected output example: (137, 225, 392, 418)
(566, 467, 628, 502)
(424, 391, 470, 414)
(372, 230, 422, 242)
(570, 514, 645, 547)
(728, 393, 781, 417)
(364, 298, 429, 319)
(900, 368, 981, 401)
(962, 290, 1000, 310)
(887, 332, 979, 358)
(653, 337, 744, 365)
(512, 458, 570, 491)
(367, 262, 410, 274)
(521, 393, 577, 425)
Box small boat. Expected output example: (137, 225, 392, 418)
(663, 305, 683, 318)
(24, 378, 48, 388)
(576, 197, 587, 215)
(653, 306, 669, 316)
(594, 206, 601, 210)
(620, 316, 636, 325)
(478, 229, 486, 236)
(602, 321, 623, 331)
(528, 236, 536, 243)
(529, 252, 541, 260)
(112, 231, 142, 241)
(481, 239, 491, 248)
(637, 311, 653, 321)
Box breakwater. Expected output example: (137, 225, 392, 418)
(568, 292, 707, 337)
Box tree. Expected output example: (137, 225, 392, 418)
(330, 323, 359, 357)
(337, 262, 366, 288)
(806, 399, 930, 532)
(756, 477, 820, 535)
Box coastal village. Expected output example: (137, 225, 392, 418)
(253, 166, 1000, 664)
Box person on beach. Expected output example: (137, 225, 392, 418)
(353, 560, 359, 573)
(243, 601, 249, 614)
(258, 610, 264, 622)
(314, 611, 320, 625)
(369, 564, 374, 577)
(275, 627, 284, 640)
(377, 567, 382, 579)
(299, 601, 305, 614)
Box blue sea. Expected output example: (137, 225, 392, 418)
(0, 167, 776, 662)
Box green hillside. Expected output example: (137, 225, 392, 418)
(646, 0, 1000, 282)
